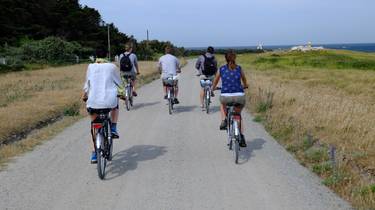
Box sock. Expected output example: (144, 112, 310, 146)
(111, 123, 117, 132)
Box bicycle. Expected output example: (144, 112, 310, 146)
(225, 103, 243, 164)
(121, 75, 134, 111)
(91, 109, 113, 179)
(164, 75, 179, 115)
(200, 79, 212, 114)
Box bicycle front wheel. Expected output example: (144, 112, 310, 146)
(96, 133, 106, 179)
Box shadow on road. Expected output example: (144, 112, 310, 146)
(238, 138, 266, 164)
(132, 101, 160, 110)
(104, 145, 167, 180)
(174, 105, 197, 114)
(209, 105, 220, 114)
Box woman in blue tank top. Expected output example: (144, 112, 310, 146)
(212, 50, 249, 147)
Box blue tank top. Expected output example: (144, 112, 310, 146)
(220, 65, 244, 94)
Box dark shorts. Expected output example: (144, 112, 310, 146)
(162, 78, 178, 87)
(220, 95, 246, 108)
(121, 72, 136, 81)
(87, 106, 118, 115)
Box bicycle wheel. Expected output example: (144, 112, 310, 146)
(234, 137, 240, 164)
(107, 122, 113, 161)
(96, 133, 106, 179)
(125, 87, 130, 111)
(168, 98, 172, 115)
(206, 89, 210, 114)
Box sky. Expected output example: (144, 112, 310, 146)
(79, 0, 375, 48)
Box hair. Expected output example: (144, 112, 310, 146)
(165, 46, 173, 54)
(225, 49, 237, 70)
(207, 46, 214, 54)
(95, 58, 109, 63)
(125, 42, 133, 51)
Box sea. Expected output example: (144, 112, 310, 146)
(188, 43, 375, 53)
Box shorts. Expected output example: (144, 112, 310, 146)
(162, 78, 178, 87)
(121, 72, 136, 81)
(200, 75, 214, 88)
(220, 95, 246, 108)
(87, 105, 118, 115)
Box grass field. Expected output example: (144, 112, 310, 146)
(215, 50, 375, 209)
(0, 61, 160, 167)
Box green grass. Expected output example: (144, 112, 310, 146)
(242, 50, 375, 71)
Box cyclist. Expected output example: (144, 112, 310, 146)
(82, 58, 124, 163)
(119, 43, 140, 97)
(212, 50, 249, 147)
(195, 46, 218, 110)
(158, 46, 181, 104)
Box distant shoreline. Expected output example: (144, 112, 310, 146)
(187, 43, 375, 53)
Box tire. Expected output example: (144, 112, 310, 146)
(234, 137, 239, 164)
(96, 133, 106, 180)
(125, 87, 131, 111)
(168, 98, 172, 115)
(107, 122, 113, 161)
(205, 89, 210, 114)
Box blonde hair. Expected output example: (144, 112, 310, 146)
(95, 58, 109, 63)
(125, 42, 134, 51)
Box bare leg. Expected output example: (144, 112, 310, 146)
(175, 85, 179, 98)
(132, 79, 137, 92)
(200, 88, 204, 106)
(90, 114, 97, 151)
(111, 108, 119, 123)
(220, 104, 227, 121)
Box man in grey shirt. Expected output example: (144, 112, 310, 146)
(119, 43, 140, 96)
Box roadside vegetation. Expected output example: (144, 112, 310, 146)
(0, 61, 160, 168)
(217, 50, 375, 209)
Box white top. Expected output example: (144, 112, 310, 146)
(119, 52, 138, 73)
(221, 92, 245, 97)
(158, 54, 180, 79)
(83, 63, 122, 109)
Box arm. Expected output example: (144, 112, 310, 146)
(176, 58, 181, 73)
(112, 65, 123, 88)
(158, 58, 162, 74)
(240, 67, 249, 88)
(82, 65, 90, 101)
(195, 56, 202, 70)
(212, 70, 221, 90)
(133, 54, 140, 75)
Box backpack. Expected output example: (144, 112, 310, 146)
(202, 54, 217, 75)
(120, 53, 133, 72)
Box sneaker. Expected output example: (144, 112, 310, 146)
(220, 119, 227, 130)
(164, 95, 168, 100)
(91, 151, 97, 164)
(200, 104, 205, 111)
(132, 91, 138, 97)
(239, 134, 247, 147)
(173, 98, 180, 104)
(111, 130, 119, 139)
(211, 91, 215, 97)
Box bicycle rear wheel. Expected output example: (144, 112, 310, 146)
(205, 89, 210, 114)
(168, 98, 172, 115)
(96, 133, 106, 179)
(234, 137, 239, 164)
(125, 87, 131, 111)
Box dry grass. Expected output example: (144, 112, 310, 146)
(0, 61, 158, 167)
(219, 51, 375, 209)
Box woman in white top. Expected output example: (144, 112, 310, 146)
(82, 58, 123, 163)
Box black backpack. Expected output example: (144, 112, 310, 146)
(202, 54, 217, 75)
(120, 53, 133, 72)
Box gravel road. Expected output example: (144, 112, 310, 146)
(0, 61, 352, 210)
